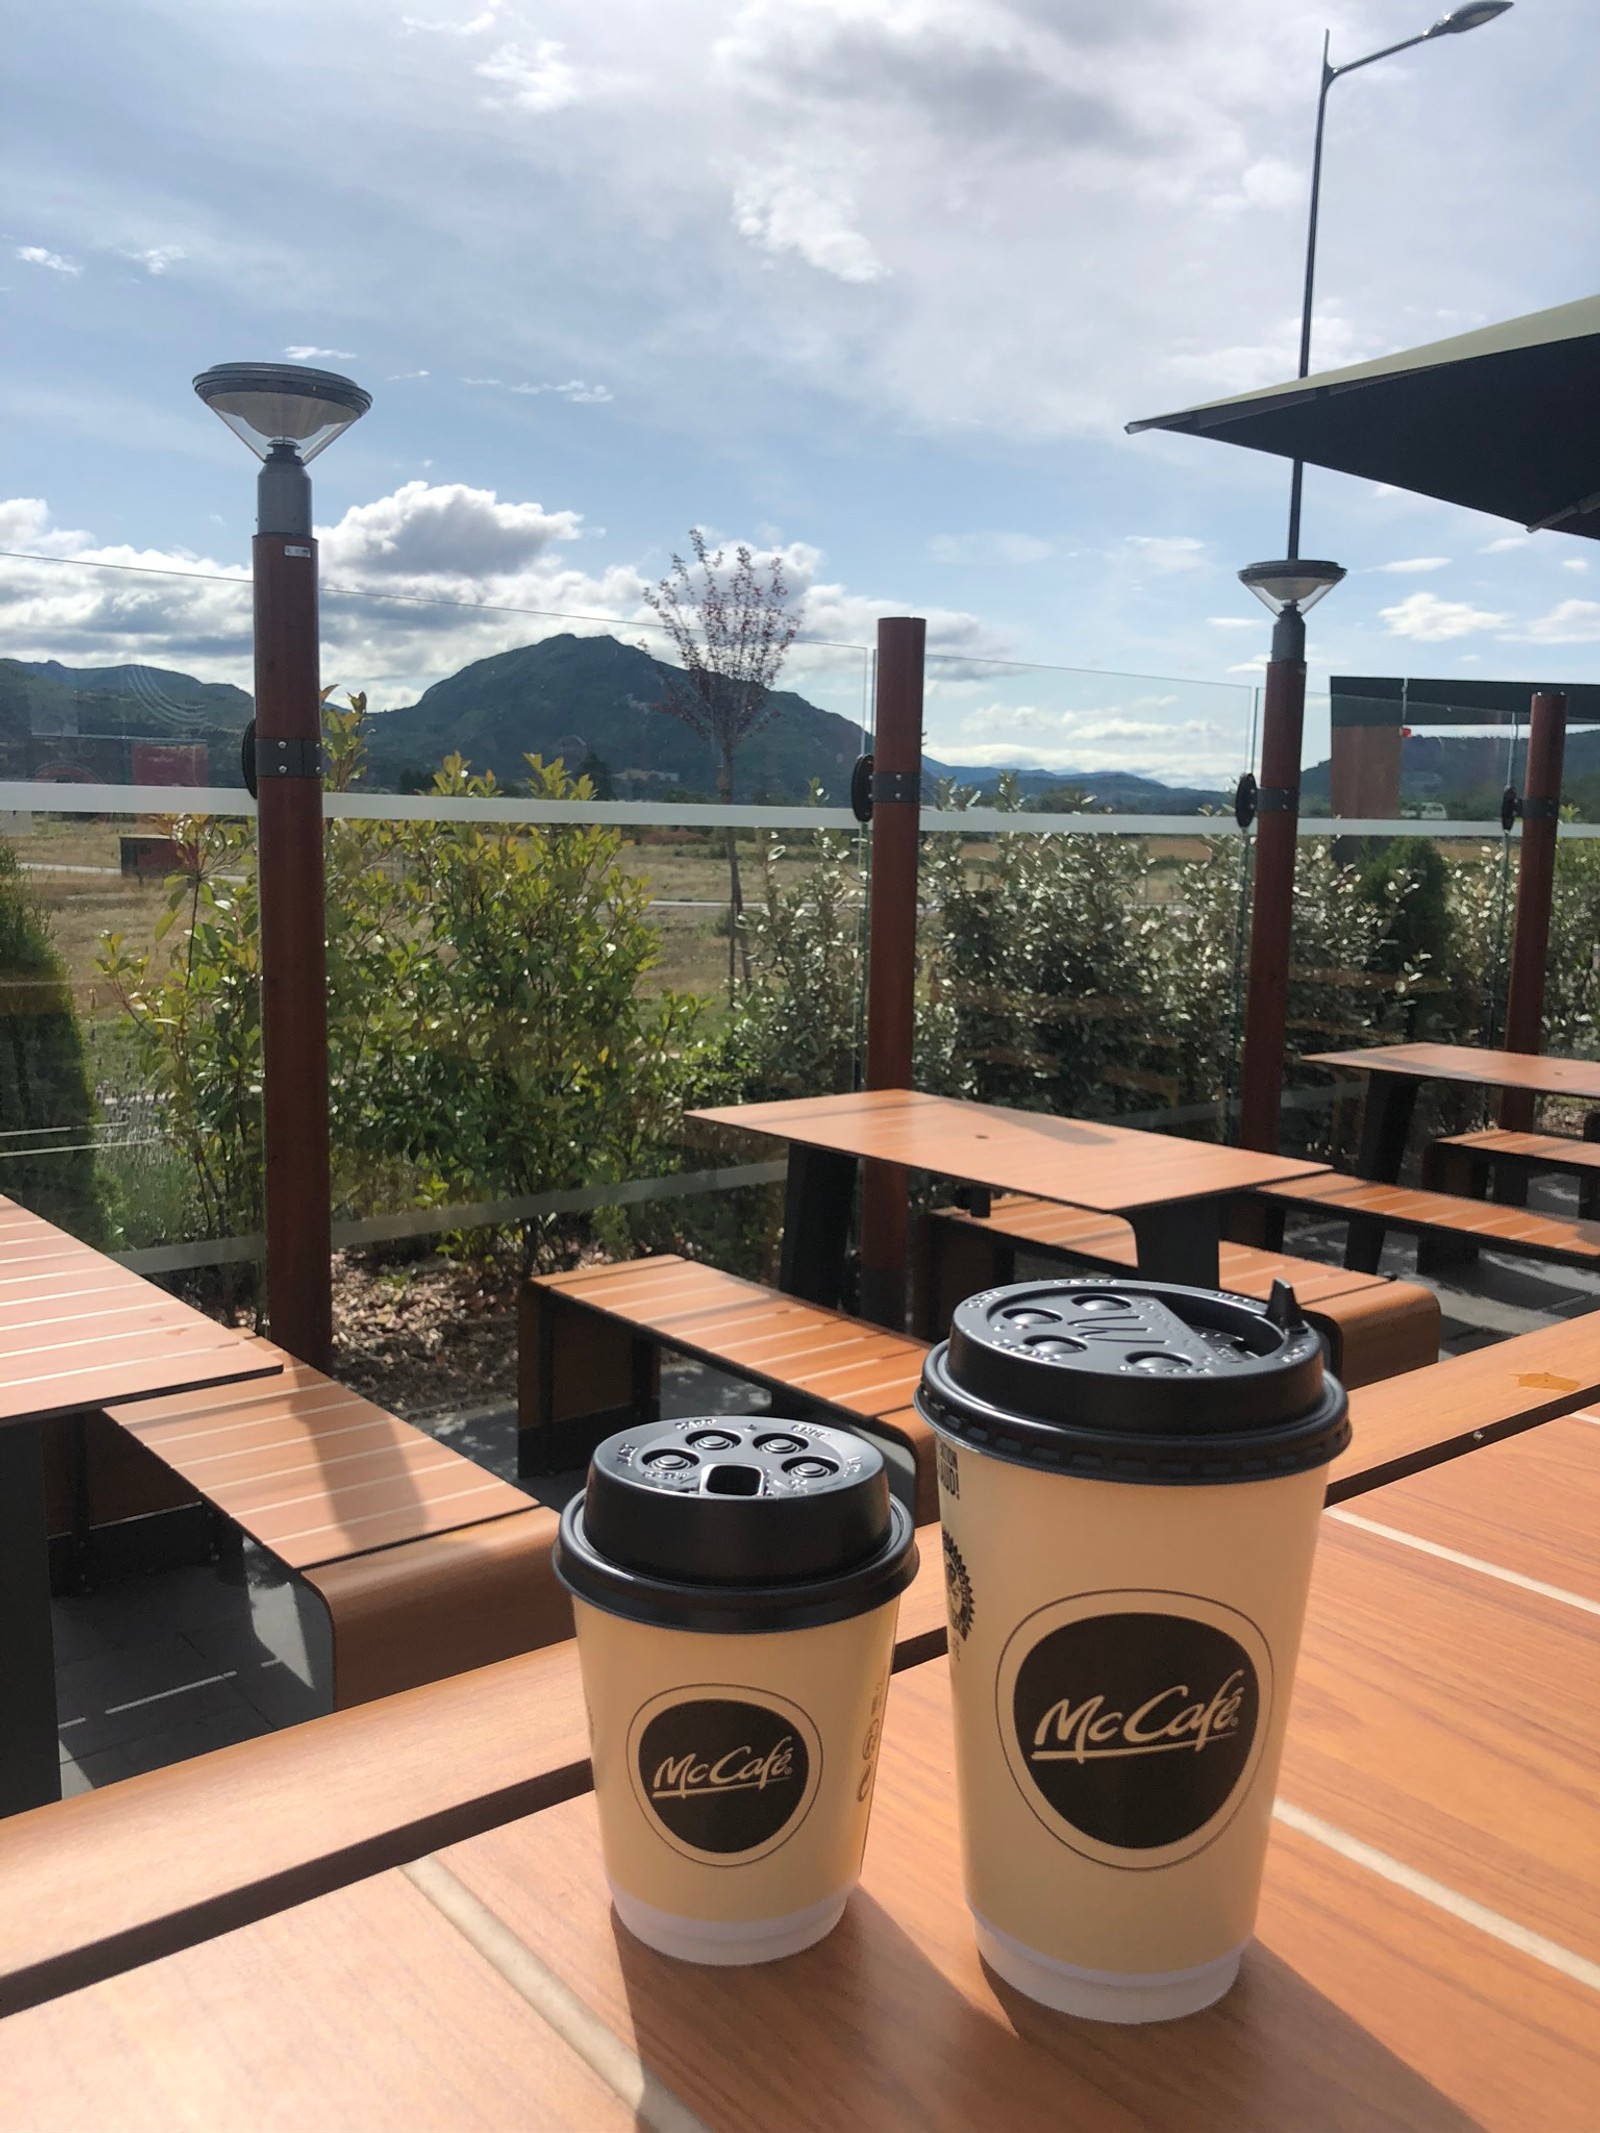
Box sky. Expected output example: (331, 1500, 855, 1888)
(3, 0, 1598, 788)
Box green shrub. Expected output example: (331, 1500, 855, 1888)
(0, 841, 103, 1241)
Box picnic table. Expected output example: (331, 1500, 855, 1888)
(1, 1422, 1595, 2130)
(689, 1089, 1328, 1295)
(1306, 1041, 1600, 1182)
(0, 1197, 282, 1818)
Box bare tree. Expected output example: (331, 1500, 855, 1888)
(644, 530, 800, 996)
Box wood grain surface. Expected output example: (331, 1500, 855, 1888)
(690, 1089, 1328, 1212)
(1346, 1411, 1600, 1604)
(1326, 1315, 1600, 1499)
(0, 1528, 948, 2014)
(436, 1654, 1599, 2133)
(106, 1347, 535, 1570)
(0, 1871, 637, 2133)
(1283, 1518, 1600, 1963)
(1305, 1042, 1600, 1101)
(0, 1198, 278, 1425)
(1261, 1169, 1600, 1262)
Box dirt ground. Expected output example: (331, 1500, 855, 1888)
(329, 1250, 522, 1421)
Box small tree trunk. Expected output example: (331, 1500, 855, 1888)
(718, 748, 749, 1000)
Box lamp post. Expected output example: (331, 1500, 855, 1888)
(1234, 2, 1511, 1152)
(194, 363, 370, 1369)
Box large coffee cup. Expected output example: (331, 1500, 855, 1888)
(916, 1276, 1348, 2023)
(555, 1416, 918, 1966)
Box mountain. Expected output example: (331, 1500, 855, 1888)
(0, 659, 252, 783)
(1302, 729, 1600, 818)
(365, 634, 869, 801)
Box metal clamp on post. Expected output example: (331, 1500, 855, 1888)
(1233, 773, 1257, 829)
(871, 770, 920, 806)
(1501, 784, 1521, 834)
(850, 752, 875, 823)
(243, 724, 324, 794)
(1254, 785, 1297, 814)
(1521, 795, 1560, 822)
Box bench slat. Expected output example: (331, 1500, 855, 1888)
(1262, 1170, 1600, 1262)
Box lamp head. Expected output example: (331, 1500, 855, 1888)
(1238, 558, 1346, 616)
(193, 362, 370, 464)
(1428, 2, 1512, 36)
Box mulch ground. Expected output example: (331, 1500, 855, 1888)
(330, 1250, 521, 1421)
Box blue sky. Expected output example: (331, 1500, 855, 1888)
(4, 0, 1597, 785)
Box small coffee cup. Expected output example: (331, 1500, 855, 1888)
(555, 1416, 919, 1966)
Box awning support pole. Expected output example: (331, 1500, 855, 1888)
(858, 617, 925, 1330)
(1499, 690, 1567, 1132)
(1238, 606, 1307, 1154)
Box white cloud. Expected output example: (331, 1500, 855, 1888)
(1525, 599, 1600, 645)
(402, 5, 500, 32)
(928, 531, 1052, 566)
(733, 167, 887, 284)
(1377, 557, 1450, 575)
(1380, 592, 1509, 643)
(476, 39, 582, 113)
(1123, 535, 1205, 574)
(0, 490, 993, 723)
(285, 345, 358, 361)
(1561, 557, 1589, 574)
(1480, 536, 1528, 554)
(16, 245, 80, 276)
(124, 245, 185, 274)
(1207, 615, 1255, 628)
(511, 379, 613, 403)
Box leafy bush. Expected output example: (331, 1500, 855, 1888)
(0, 841, 104, 1241)
(100, 703, 701, 1255)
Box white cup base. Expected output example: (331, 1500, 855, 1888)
(608, 1881, 852, 1967)
(973, 1908, 1245, 2024)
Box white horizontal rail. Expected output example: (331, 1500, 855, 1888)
(5, 782, 1599, 840)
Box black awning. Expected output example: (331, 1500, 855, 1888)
(1128, 296, 1600, 540)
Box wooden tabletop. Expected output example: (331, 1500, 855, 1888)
(0, 1198, 279, 1424)
(690, 1089, 1328, 1213)
(0, 1525, 951, 2015)
(1334, 1408, 1600, 1607)
(5, 1507, 1596, 2128)
(1305, 1042, 1600, 1102)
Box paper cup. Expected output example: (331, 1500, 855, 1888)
(556, 1417, 917, 1966)
(918, 1277, 1348, 2022)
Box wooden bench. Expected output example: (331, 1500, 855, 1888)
(93, 1340, 571, 1709)
(1253, 1167, 1600, 1277)
(918, 1197, 1439, 1388)
(0, 1538, 951, 2016)
(520, 1255, 937, 1520)
(1423, 1125, 1600, 1220)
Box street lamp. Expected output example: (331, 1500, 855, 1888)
(1285, 2, 1513, 559)
(1235, 6, 1509, 1151)
(194, 361, 370, 1370)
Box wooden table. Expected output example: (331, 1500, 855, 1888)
(11, 1502, 1595, 2132)
(0, 1197, 282, 1818)
(1306, 1042, 1600, 1182)
(690, 1089, 1328, 1297)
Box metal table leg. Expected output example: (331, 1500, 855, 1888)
(1351, 1073, 1420, 1274)
(778, 1145, 858, 1308)
(0, 1421, 62, 1817)
(1128, 1200, 1222, 1289)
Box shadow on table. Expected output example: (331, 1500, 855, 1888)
(608, 1889, 1478, 2133)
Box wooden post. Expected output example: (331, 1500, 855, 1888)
(1499, 691, 1567, 1134)
(253, 531, 334, 1370)
(1238, 608, 1307, 1154)
(858, 616, 925, 1328)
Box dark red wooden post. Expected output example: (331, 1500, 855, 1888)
(858, 616, 925, 1328)
(1499, 690, 1567, 1133)
(1238, 608, 1307, 1152)
(253, 529, 334, 1370)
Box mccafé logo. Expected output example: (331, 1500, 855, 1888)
(630, 1692, 820, 1860)
(650, 1734, 799, 1801)
(1028, 1670, 1248, 1765)
(999, 1595, 1272, 1866)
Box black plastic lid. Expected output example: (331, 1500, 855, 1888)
(554, 1417, 919, 1632)
(916, 1278, 1349, 1486)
